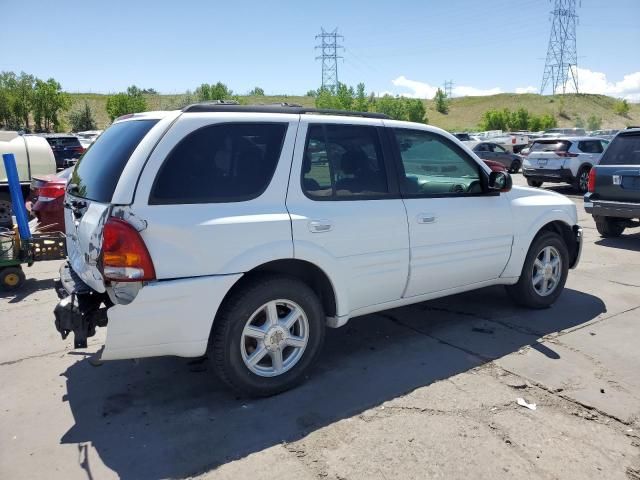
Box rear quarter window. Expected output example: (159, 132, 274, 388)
(69, 120, 158, 202)
(150, 122, 288, 204)
(531, 140, 571, 153)
(599, 134, 640, 165)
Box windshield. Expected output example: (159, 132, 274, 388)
(599, 134, 640, 165)
(69, 119, 158, 202)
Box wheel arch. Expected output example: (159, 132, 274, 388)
(213, 259, 339, 331)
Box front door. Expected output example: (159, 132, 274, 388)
(389, 126, 513, 298)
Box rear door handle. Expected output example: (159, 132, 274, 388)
(309, 220, 333, 233)
(417, 213, 436, 224)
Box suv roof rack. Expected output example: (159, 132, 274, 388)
(182, 102, 390, 119)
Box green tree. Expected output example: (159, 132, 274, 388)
(528, 116, 543, 132)
(314, 87, 338, 109)
(574, 116, 585, 129)
(69, 101, 97, 132)
(32, 78, 71, 132)
(434, 88, 449, 114)
(375, 95, 407, 120)
(335, 83, 355, 110)
(540, 113, 558, 130)
(106, 85, 148, 121)
(249, 87, 265, 96)
(587, 114, 602, 131)
(511, 108, 530, 131)
(353, 83, 368, 112)
(614, 99, 630, 116)
(306, 89, 317, 97)
(479, 109, 509, 130)
(405, 98, 426, 123)
(13, 72, 35, 130)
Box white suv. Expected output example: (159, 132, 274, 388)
(54, 104, 582, 396)
(523, 137, 609, 193)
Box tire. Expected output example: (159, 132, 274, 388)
(509, 160, 521, 174)
(210, 274, 325, 397)
(506, 231, 569, 309)
(527, 179, 543, 188)
(594, 216, 625, 238)
(573, 166, 591, 193)
(0, 267, 25, 291)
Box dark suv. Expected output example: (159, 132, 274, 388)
(584, 128, 640, 237)
(40, 134, 85, 170)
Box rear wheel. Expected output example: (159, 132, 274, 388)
(506, 231, 569, 309)
(210, 275, 325, 397)
(573, 166, 591, 193)
(509, 160, 521, 174)
(0, 267, 25, 291)
(527, 179, 543, 188)
(594, 216, 625, 238)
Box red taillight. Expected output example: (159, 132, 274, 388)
(102, 218, 156, 282)
(587, 168, 596, 193)
(512, 138, 516, 144)
(556, 151, 578, 158)
(38, 184, 66, 201)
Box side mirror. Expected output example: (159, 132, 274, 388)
(488, 171, 512, 192)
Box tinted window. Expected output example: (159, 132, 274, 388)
(491, 144, 506, 153)
(302, 124, 388, 199)
(394, 129, 482, 195)
(600, 134, 640, 165)
(70, 120, 157, 202)
(531, 140, 571, 153)
(151, 123, 287, 204)
(578, 140, 603, 154)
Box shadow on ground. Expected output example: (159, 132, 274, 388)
(0, 277, 56, 302)
(60, 286, 605, 480)
(596, 233, 640, 252)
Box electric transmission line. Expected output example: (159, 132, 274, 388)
(315, 28, 344, 90)
(540, 0, 580, 95)
(443, 80, 454, 98)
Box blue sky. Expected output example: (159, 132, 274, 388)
(2, 0, 639, 99)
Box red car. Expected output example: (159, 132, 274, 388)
(27, 167, 72, 232)
(483, 159, 508, 172)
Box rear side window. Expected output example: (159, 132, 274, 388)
(599, 134, 640, 165)
(531, 141, 570, 153)
(577, 140, 603, 154)
(150, 123, 287, 204)
(302, 124, 389, 199)
(70, 120, 158, 202)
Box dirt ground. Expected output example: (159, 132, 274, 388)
(1, 175, 639, 480)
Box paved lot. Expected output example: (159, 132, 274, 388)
(1, 175, 639, 480)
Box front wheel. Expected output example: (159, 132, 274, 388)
(594, 216, 625, 238)
(210, 275, 325, 397)
(527, 179, 543, 188)
(506, 231, 569, 309)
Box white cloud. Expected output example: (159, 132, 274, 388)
(391, 76, 438, 98)
(563, 68, 640, 101)
(516, 86, 537, 94)
(453, 85, 503, 97)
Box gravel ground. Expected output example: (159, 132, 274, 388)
(1, 175, 639, 480)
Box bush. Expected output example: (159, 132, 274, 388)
(249, 87, 264, 96)
(69, 101, 97, 132)
(587, 114, 602, 131)
(434, 88, 448, 114)
(574, 116, 585, 129)
(479, 107, 557, 132)
(614, 99, 630, 116)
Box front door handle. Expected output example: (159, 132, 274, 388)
(309, 220, 333, 233)
(417, 213, 436, 224)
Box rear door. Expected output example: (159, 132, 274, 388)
(286, 118, 409, 314)
(595, 132, 640, 202)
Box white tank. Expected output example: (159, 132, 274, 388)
(0, 135, 57, 183)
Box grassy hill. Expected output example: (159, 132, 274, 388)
(68, 92, 639, 132)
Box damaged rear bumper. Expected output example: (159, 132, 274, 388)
(54, 262, 111, 348)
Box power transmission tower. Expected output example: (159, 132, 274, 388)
(443, 80, 454, 98)
(540, 0, 580, 95)
(315, 28, 344, 91)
